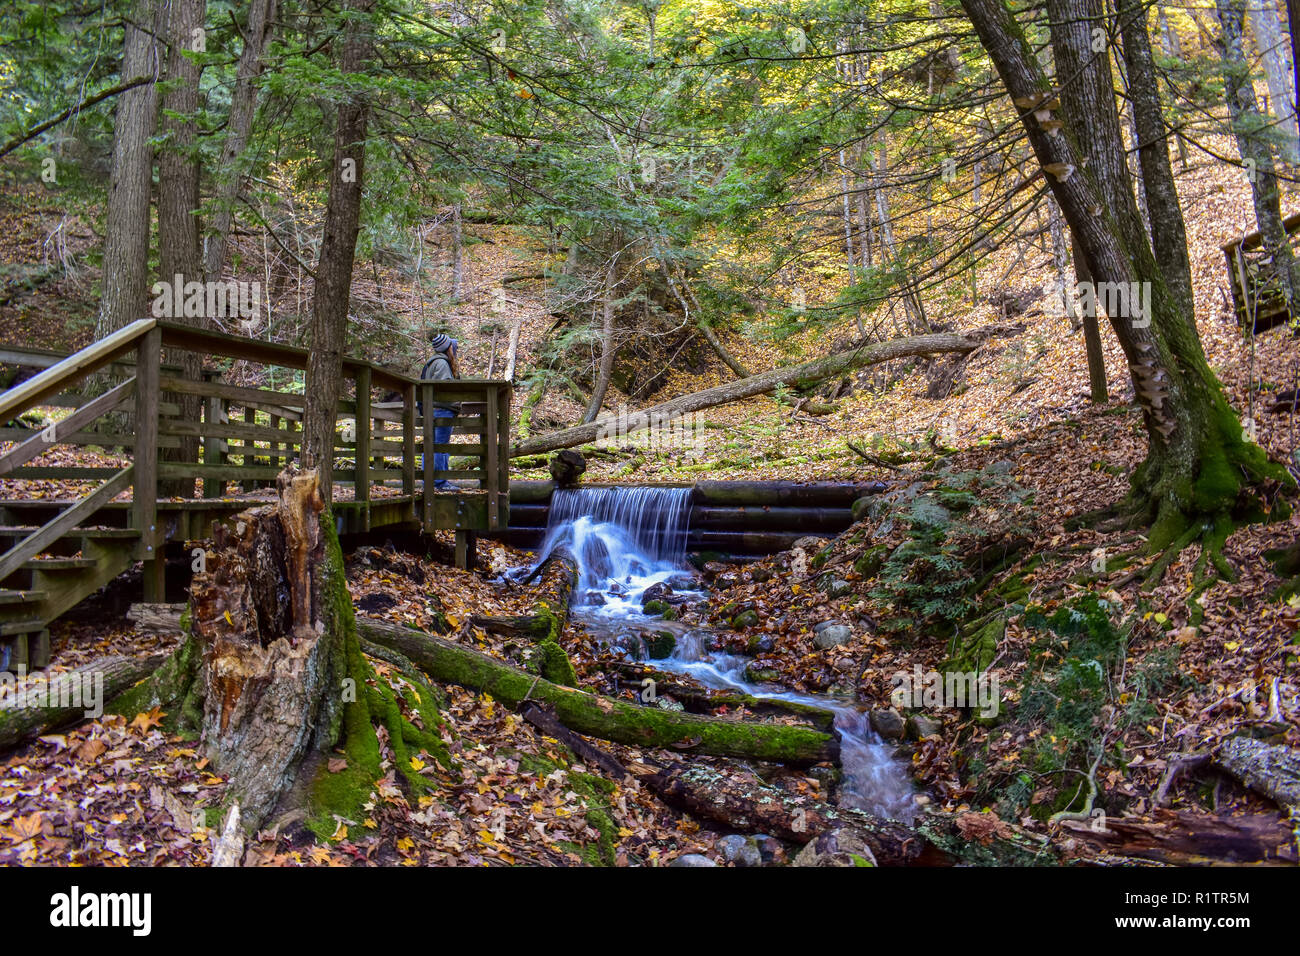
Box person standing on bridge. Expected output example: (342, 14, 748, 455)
(420, 333, 460, 491)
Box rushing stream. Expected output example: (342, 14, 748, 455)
(532, 486, 916, 823)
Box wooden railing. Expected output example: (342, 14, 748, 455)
(1222, 211, 1300, 332)
(0, 319, 512, 589)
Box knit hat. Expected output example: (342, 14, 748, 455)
(429, 333, 453, 352)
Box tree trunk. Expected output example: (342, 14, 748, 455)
(94, 0, 161, 342)
(1118, 0, 1196, 315)
(356, 617, 841, 765)
(0, 656, 163, 752)
(203, 0, 277, 282)
(1248, 0, 1300, 163)
(157, 0, 205, 497)
(961, 0, 1290, 555)
(302, 0, 374, 503)
(1218, 0, 1300, 312)
(512, 331, 987, 457)
(1070, 229, 1110, 402)
(581, 255, 618, 424)
(450, 202, 464, 301)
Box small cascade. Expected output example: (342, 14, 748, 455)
(534, 486, 694, 615)
(527, 483, 916, 821)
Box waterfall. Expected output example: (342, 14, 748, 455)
(527, 484, 916, 821)
(535, 487, 693, 612)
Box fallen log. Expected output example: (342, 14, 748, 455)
(1059, 809, 1298, 865)
(126, 602, 187, 637)
(356, 616, 840, 764)
(641, 761, 1053, 866)
(0, 655, 163, 751)
(512, 332, 987, 457)
(1214, 736, 1300, 813)
(520, 702, 631, 780)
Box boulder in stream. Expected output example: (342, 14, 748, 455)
(869, 707, 906, 740)
(718, 834, 763, 867)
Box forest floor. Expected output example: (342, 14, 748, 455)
(0, 143, 1298, 865)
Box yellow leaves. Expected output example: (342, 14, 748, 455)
(395, 836, 415, 853)
(9, 812, 43, 841)
(308, 845, 332, 865)
(1224, 641, 1241, 652)
(409, 756, 426, 773)
(330, 821, 348, 842)
(223, 610, 233, 626)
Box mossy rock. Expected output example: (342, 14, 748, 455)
(645, 630, 676, 659)
(642, 599, 677, 620)
(745, 666, 779, 683)
(853, 544, 889, 579)
(731, 609, 760, 628)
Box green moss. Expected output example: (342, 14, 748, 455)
(536, 640, 578, 687)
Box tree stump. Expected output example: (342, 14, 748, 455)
(189, 467, 349, 831)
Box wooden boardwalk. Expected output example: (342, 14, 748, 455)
(0, 319, 511, 668)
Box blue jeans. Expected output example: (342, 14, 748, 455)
(425, 407, 454, 490)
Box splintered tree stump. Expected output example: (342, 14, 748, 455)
(189, 467, 343, 831)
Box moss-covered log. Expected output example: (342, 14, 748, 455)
(357, 616, 840, 764)
(1058, 809, 1297, 865)
(470, 546, 578, 686)
(0, 655, 163, 751)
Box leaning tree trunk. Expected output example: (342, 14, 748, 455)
(1069, 228, 1109, 403)
(513, 330, 989, 456)
(203, 0, 277, 282)
(94, 0, 161, 342)
(187, 468, 351, 831)
(302, 0, 374, 503)
(157, 0, 206, 497)
(961, 0, 1290, 558)
(1248, 0, 1300, 163)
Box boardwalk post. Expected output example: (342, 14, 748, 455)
(421, 382, 435, 530)
(242, 405, 258, 492)
(402, 382, 416, 512)
(203, 395, 228, 498)
(133, 325, 163, 601)
(497, 382, 511, 527)
(455, 530, 476, 570)
(354, 367, 371, 527)
(485, 384, 499, 530)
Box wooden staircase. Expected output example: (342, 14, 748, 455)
(0, 318, 513, 670)
(0, 525, 139, 670)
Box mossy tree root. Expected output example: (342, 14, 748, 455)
(357, 616, 840, 764)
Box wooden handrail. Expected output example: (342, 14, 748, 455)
(0, 318, 156, 422)
(0, 465, 134, 581)
(1221, 210, 1300, 254)
(0, 378, 136, 477)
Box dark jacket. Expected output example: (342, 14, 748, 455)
(419, 354, 460, 413)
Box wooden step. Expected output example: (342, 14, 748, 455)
(0, 618, 43, 636)
(22, 557, 98, 571)
(0, 589, 46, 605)
(0, 525, 138, 539)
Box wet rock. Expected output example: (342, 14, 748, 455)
(731, 608, 760, 628)
(580, 590, 607, 607)
(792, 828, 877, 867)
(718, 834, 763, 867)
(745, 633, 775, 655)
(745, 665, 780, 683)
(823, 578, 852, 598)
(668, 574, 698, 591)
(753, 834, 787, 865)
(853, 545, 888, 579)
(813, 624, 853, 649)
(641, 582, 673, 606)
(906, 714, 942, 740)
(669, 854, 716, 867)
(870, 707, 906, 740)
(833, 656, 856, 672)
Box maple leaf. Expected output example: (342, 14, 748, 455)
(129, 707, 166, 734)
(75, 737, 107, 763)
(328, 758, 348, 773)
(10, 812, 43, 841)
